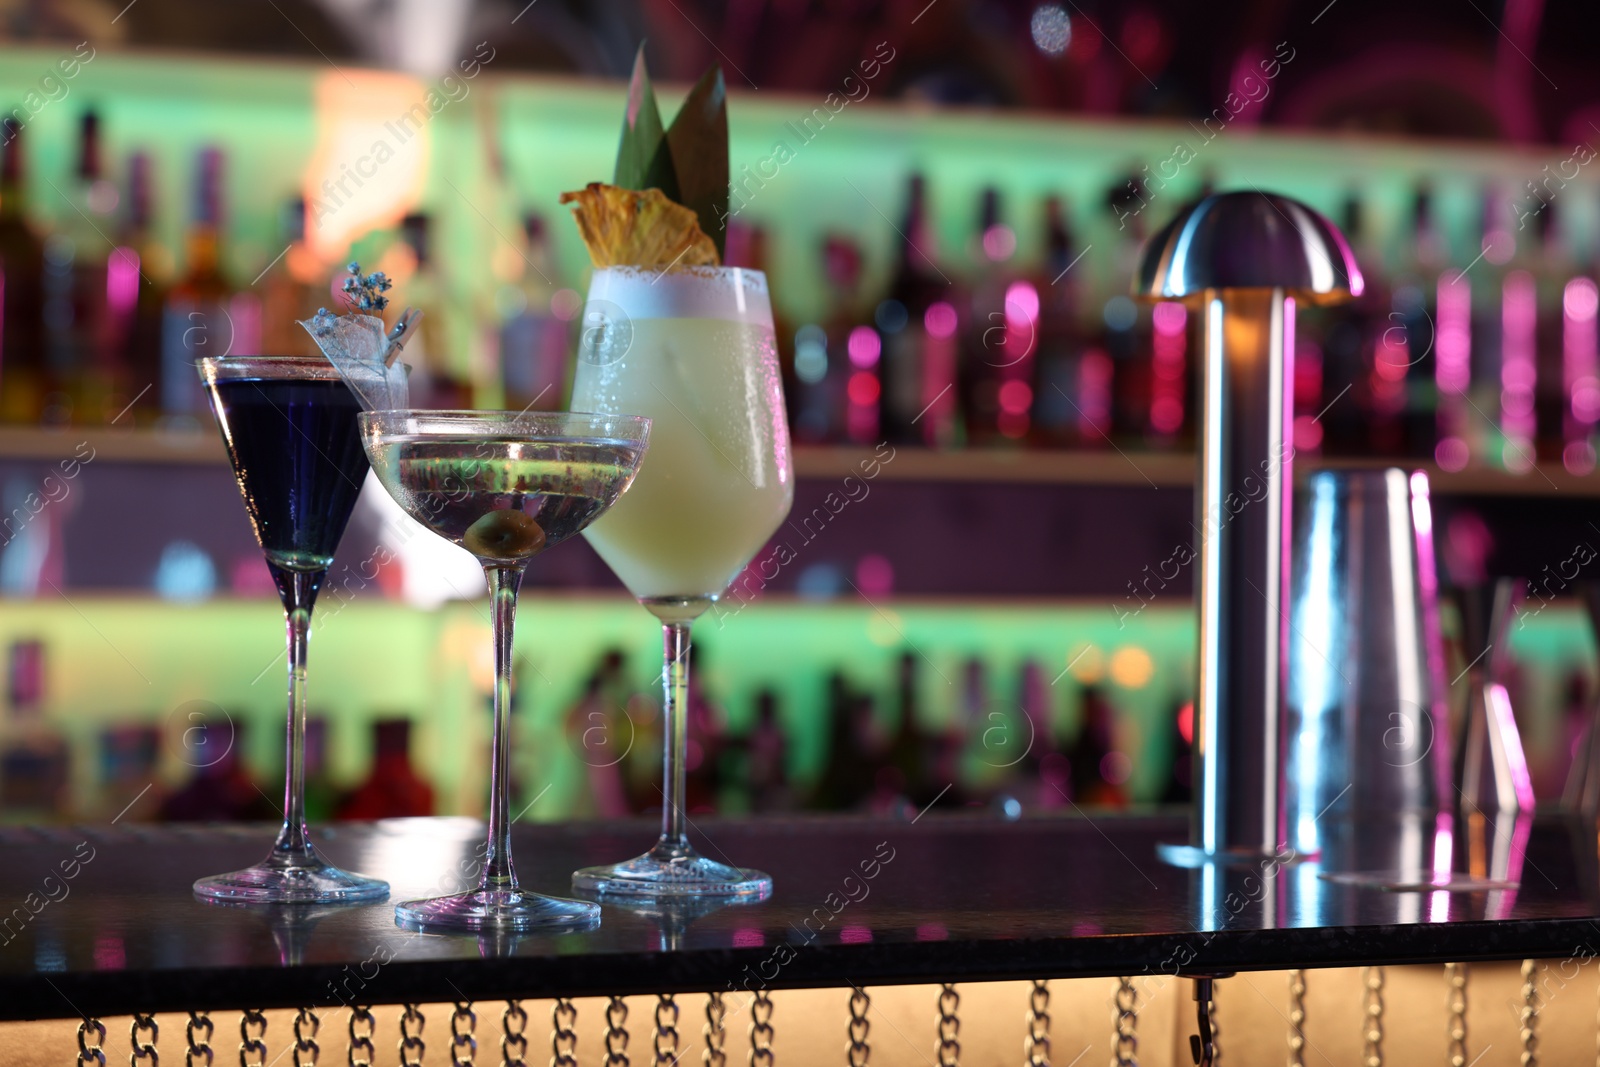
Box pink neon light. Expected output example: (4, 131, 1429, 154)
(1435, 277, 1471, 396)
(1565, 278, 1599, 431)
(106, 247, 141, 314)
(847, 326, 880, 368)
(1500, 271, 1537, 446)
(1149, 301, 1186, 434)
(924, 302, 957, 340)
(1003, 282, 1039, 326)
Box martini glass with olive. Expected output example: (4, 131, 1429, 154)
(359, 409, 650, 931)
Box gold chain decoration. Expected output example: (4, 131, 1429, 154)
(606, 995, 631, 1067)
(936, 984, 960, 1067)
(239, 1009, 268, 1067)
(1287, 971, 1306, 1067)
(655, 995, 680, 1067)
(347, 1007, 376, 1067)
(450, 1001, 476, 1067)
(1025, 981, 1050, 1067)
(1207, 983, 1220, 1066)
(1447, 963, 1468, 1067)
(186, 1011, 215, 1067)
(131, 1013, 160, 1066)
(1521, 959, 1540, 1067)
(502, 1001, 530, 1067)
(292, 1007, 319, 1067)
(704, 992, 727, 1067)
(399, 1004, 426, 1067)
(847, 986, 870, 1067)
(1361, 967, 1384, 1067)
(79, 1017, 108, 1067)
(551, 998, 577, 1067)
(749, 989, 775, 1067)
(1113, 977, 1138, 1067)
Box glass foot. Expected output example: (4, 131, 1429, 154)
(194, 855, 389, 905)
(395, 887, 601, 933)
(573, 841, 772, 901)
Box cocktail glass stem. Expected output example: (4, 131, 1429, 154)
(657, 620, 692, 854)
(483, 564, 523, 892)
(271, 566, 318, 864)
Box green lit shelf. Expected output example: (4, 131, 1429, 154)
(2, 427, 1597, 493)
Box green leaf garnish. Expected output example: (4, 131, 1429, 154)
(613, 45, 679, 202)
(665, 65, 729, 261)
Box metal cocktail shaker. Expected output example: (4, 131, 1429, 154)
(1283, 469, 1454, 878)
(1135, 192, 1363, 865)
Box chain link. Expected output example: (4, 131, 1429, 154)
(704, 993, 727, 1067)
(1287, 971, 1306, 1067)
(503, 1000, 530, 1067)
(399, 1004, 426, 1067)
(79, 1017, 108, 1067)
(449, 1001, 475, 1067)
(550, 998, 576, 1067)
(1113, 977, 1138, 1067)
(1521, 959, 1540, 1067)
(290, 1007, 318, 1067)
(1361, 967, 1384, 1067)
(654, 995, 680, 1067)
(239, 1009, 268, 1067)
(936, 984, 960, 1067)
(749, 989, 775, 1067)
(1207, 984, 1220, 1066)
(186, 1012, 214, 1067)
(131, 1013, 160, 1066)
(606, 995, 631, 1067)
(1025, 981, 1050, 1067)
(847, 986, 870, 1067)
(347, 1007, 376, 1067)
(1447, 963, 1468, 1067)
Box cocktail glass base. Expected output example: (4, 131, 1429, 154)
(394, 888, 601, 933)
(573, 840, 772, 901)
(194, 853, 389, 905)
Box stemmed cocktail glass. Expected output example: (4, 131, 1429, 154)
(195, 355, 389, 903)
(571, 266, 793, 900)
(360, 409, 650, 931)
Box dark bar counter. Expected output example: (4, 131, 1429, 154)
(2, 813, 1596, 1020)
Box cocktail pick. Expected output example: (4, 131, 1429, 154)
(298, 262, 414, 410)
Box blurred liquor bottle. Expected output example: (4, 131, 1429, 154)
(1466, 187, 1513, 469)
(1529, 204, 1579, 467)
(0, 118, 47, 424)
(790, 236, 862, 444)
(161, 147, 258, 424)
(1030, 195, 1089, 448)
(257, 196, 322, 359)
(1496, 192, 1542, 472)
(0, 638, 69, 818)
(45, 110, 115, 425)
(1101, 175, 1151, 445)
(880, 173, 959, 446)
(743, 688, 792, 813)
(563, 649, 632, 819)
(1559, 209, 1599, 472)
(963, 187, 1035, 446)
(498, 214, 571, 412)
(394, 211, 472, 408)
(1068, 684, 1128, 807)
(158, 717, 278, 822)
(811, 672, 876, 810)
(1320, 194, 1380, 458)
(337, 718, 436, 819)
(106, 152, 169, 427)
(884, 651, 928, 805)
(1392, 189, 1444, 460)
(684, 643, 725, 815)
(98, 723, 162, 822)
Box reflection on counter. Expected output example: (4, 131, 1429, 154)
(1, 596, 1596, 825)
